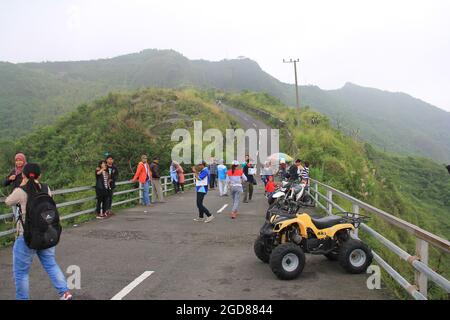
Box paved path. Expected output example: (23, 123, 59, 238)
(0, 187, 391, 299)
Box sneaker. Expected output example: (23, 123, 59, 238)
(96, 214, 104, 219)
(60, 291, 73, 300)
(204, 215, 215, 223)
(193, 217, 205, 222)
(231, 212, 237, 219)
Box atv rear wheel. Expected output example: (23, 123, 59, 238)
(269, 243, 305, 280)
(338, 239, 373, 274)
(254, 236, 271, 263)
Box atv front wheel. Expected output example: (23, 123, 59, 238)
(269, 243, 305, 280)
(254, 236, 271, 263)
(338, 239, 373, 274)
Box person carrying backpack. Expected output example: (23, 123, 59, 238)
(5, 163, 72, 300)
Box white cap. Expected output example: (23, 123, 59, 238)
(232, 160, 240, 166)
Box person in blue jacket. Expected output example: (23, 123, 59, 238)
(192, 161, 215, 223)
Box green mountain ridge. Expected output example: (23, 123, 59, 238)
(1, 49, 449, 162)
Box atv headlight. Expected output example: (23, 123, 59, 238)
(273, 223, 282, 231)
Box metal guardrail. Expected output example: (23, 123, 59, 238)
(0, 173, 195, 238)
(308, 179, 450, 300)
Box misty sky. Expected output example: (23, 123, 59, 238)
(1, 0, 449, 111)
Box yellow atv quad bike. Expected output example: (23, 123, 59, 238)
(254, 211, 372, 280)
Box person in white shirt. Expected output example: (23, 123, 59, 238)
(217, 159, 228, 196)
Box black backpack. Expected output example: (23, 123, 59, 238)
(18, 184, 62, 250)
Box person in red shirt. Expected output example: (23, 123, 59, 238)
(265, 175, 277, 195)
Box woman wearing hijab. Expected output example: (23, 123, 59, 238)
(3, 153, 27, 189)
(3, 153, 27, 219)
(175, 162, 185, 193)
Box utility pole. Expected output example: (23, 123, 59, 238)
(283, 58, 300, 111)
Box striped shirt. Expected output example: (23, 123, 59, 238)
(102, 171, 110, 189)
(301, 167, 310, 180)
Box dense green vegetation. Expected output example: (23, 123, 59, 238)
(2, 49, 449, 162)
(221, 91, 450, 299)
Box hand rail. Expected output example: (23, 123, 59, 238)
(0, 173, 195, 236)
(308, 179, 450, 300)
(310, 179, 450, 253)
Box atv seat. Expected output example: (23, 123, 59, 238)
(311, 215, 343, 229)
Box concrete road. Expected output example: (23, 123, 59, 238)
(0, 187, 391, 300)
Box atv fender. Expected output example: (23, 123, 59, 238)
(273, 218, 302, 234)
(322, 224, 355, 239)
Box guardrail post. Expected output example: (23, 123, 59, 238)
(163, 177, 168, 195)
(415, 238, 429, 298)
(326, 190, 333, 215)
(352, 204, 359, 238)
(313, 182, 318, 207)
(139, 183, 143, 205)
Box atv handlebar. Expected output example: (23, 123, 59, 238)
(335, 212, 370, 228)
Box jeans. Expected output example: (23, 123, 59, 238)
(13, 236, 68, 300)
(172, 181, 179, 193)
(230, 185, 243, 212)
(196, 192, 211, 218)
(218, 179, 228, 196)
(12, 205, 20, 220)
(142, 180, 151, 205)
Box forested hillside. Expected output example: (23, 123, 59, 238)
(1, 49, 449, 162)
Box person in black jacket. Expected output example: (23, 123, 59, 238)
(287, 159, 303, 181)
(243, 158, 256, 203)
(105, 155, 119, 215)
(150, 157, 165, 203)
(95, 160, 111, 219)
